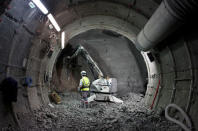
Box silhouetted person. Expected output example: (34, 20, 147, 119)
(0, 77, 21, 129)
(0, 77, 18, 103)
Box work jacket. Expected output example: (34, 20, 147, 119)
(80, 76, 90, 91)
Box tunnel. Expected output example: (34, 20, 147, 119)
(0, 0, 198, 130)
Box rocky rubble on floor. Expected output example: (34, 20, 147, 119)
(19, 92, 181, 131)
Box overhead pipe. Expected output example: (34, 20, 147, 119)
(135, 0, 198, 51)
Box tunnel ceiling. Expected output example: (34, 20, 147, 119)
(1, 0, 198, 130)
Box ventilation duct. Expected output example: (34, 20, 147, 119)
(135, 0, 198, 51)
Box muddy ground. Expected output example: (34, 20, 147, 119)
(10, 92, 181, 131)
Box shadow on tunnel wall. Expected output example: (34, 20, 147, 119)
(51, 44, 81, 93)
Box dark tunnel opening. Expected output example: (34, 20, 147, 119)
(51, 29, 148, 97)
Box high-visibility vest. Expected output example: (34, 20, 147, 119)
(81, 76, 90, 91)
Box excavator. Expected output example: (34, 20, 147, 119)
(67, 45, 123, 104)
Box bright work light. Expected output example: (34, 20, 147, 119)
(47, 14, 61, 32)
(61, 32, 65, 49)
(32, 0, 48, 14)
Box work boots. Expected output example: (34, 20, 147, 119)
(81, 99, 89, 108)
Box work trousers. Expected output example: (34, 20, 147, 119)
(81, 91, 89, 101)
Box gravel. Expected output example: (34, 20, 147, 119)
(16, 92, 181, 131)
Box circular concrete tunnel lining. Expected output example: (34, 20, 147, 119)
(0, 0, 189, 130)
(42, 1, 160, 110)
(52, 29, 148, 96)
(46, 15, 160, 104)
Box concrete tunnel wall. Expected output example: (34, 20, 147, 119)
(51, 28, 148, 95)
(1, 0, 198, 130)
(63, 29, 148, 95)
(0, 0, 43, 127)
(0, 0, 157, 128)
(46, 1, 159, 108)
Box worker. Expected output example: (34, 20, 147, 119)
(0, 77, 21, 129)
(78, 71, 90, 108)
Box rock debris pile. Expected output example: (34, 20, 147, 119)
(19, 92, 180, 131)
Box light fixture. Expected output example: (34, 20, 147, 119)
(28, 2, 35, 8)
(61, 32, 65, 49)
(32, 0, 48, 14)
(47, 14, 61, 32)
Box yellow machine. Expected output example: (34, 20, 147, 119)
(50, 91, 61, 104)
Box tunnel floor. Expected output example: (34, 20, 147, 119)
(13, 92, 181, 131)
(16, 29, 182, 131)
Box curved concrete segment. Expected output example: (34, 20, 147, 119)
(46, 15, 139, 83)
(46, 15, 151, 97)
(0, 0, 198, 130)
(63, 15, 139, 46)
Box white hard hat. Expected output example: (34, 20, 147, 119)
(81, 71, 86, 76)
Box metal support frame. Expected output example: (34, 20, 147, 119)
(184, 40, 194, 113)
(167, 46, 177, 103)
(69, 45, 104, 79)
